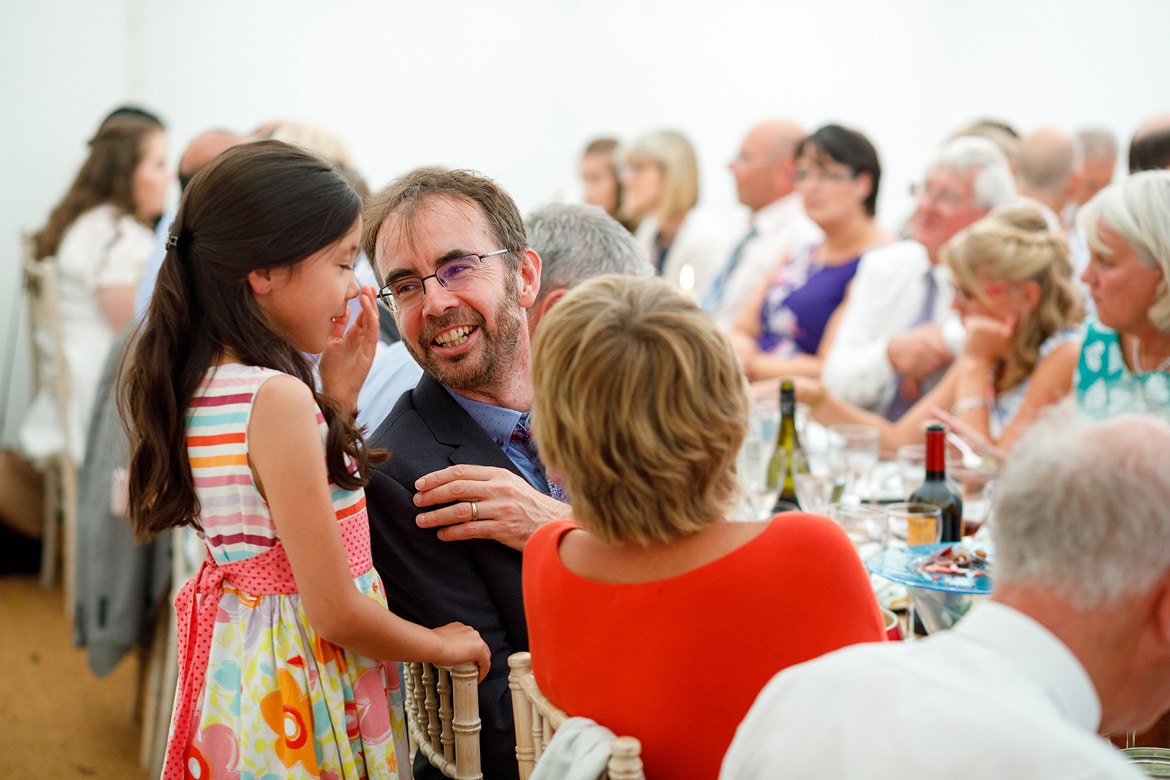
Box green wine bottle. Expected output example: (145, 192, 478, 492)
(767, 379, 808, 512)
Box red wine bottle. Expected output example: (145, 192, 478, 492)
(908, 423, 963, 542)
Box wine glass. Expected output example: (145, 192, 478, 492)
(828, 502, 885, 558)
(896, 443, 963, 498)
(883, 502, 943, 550)
(793, 451, 846, 516)
(827, 424, 880, 500)
(735, 403, 782, 520)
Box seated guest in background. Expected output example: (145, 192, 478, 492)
(1074, 127, 1119, 207)
(821, 136, 1016, 418)
(1064, 126, 1119, 306)
(525, 275, 886, 780)
(1073, 170, 1170, 420)
(20, 110, 170, 463)
(578, 136, 637, 232)
(1128, 113, 1170, 172)
(362, 179, 649, 780)
(703, 119, 822, 331)
(1015, 126, 1082, 230)
(951, 117, 1021, 170)
(722, 410, 1170, 779)
(619, 128, 726, 295)
(799, 203, 1083, 453)
(730, 123, 893, 382)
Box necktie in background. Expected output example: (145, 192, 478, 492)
(885, 269, 938, 420)
(702, 225, 758, 313)
(510, 415, 567, 502)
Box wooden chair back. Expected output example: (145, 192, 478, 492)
(22, 236, 79, 613)
(403, 660, 483, 780)
(507, 652, 644, 780)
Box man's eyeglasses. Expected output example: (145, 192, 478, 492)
(910, 182, 977, 210)
(378, 249, 513, 312)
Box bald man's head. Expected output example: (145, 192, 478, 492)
(1015, 127, 1080, 212)
(179, 130, 249, 190)
(730, 120, 808, 211)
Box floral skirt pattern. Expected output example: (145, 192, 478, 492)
(176, 570, 408, 780)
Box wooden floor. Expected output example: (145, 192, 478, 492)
(0, 574, 151, 780)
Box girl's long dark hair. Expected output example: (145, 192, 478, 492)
(121, 140, 374, 541)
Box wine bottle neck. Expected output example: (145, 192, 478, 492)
(924, 429, 947, 473)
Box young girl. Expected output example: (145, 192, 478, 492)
(122, 140, 490, 779)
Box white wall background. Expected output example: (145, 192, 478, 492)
(3, 0, 1169, 442)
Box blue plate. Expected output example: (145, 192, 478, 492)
(866, 543, 994, 595)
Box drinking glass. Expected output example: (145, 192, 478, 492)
(793, 451, 846, 516)
(735, 401, 782, 520)
(827, 424, 880, 500)
(883, 502, 942, 642)
(828, 502, 885, 558)
(950, 463, 997, 539)
(883, 502, 943, 550)
(895, 443, 962, 498)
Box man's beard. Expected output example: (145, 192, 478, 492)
(408, 283, 524, 392)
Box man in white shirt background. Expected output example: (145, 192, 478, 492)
(820, 135, 1016, 418)
(703, 120, 822, 331)
(721, 410, 1170, 779)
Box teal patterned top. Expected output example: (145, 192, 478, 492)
(1075, 317, 1170, 420)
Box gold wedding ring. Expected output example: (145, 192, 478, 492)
(470, 501, 478, 522)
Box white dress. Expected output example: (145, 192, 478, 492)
(20, 204, 154, 462)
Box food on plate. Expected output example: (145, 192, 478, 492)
(915, 544, 991, 578)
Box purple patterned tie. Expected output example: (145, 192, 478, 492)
(510, 417, 568, 502)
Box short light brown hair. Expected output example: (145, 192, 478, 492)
(531, 275, 749, 546)
(361, 167, 527, 283)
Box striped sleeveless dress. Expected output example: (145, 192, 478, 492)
(176, 362, 407, 779)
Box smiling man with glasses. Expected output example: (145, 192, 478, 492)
(821, 135, 1016, 419)
(358, 172, 650, 780)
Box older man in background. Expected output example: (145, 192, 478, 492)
(1015, 126, 1082, 229)
(1075, 127, 1119, 207)
(703, 120, 822, 330)
(821, 135, 1015, 418)
(722, 411, 1170, 779)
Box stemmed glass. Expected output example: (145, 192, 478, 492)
(827, 424, 880, 501)
(793, 451, 846, 516)
(734, 400, 782, 520)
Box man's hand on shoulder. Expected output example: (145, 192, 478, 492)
(413, 465, 571, 551)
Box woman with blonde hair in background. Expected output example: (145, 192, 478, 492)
(796, 202, 1084, 453)
(619, 129, 725, 295)
(523, 275, 885, 778)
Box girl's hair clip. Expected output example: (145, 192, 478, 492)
(165, 233, 179, 251)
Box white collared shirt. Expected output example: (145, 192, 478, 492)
(821, 240, 959, 412)
(720, 601, 1143, 779)
(708, 194, 823, 331)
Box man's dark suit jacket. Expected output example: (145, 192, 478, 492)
(366, 373, 526, 780)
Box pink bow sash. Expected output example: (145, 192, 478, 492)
(161, 509, 374, 779)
